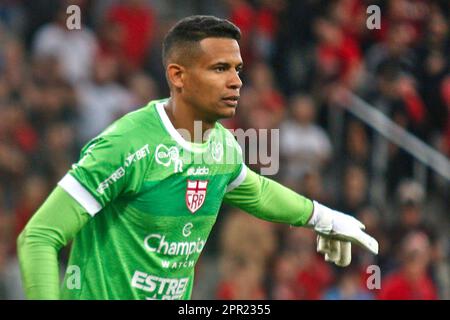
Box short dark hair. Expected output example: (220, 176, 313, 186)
(162, 15, 241, 67)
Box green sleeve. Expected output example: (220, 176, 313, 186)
(66, 128, 151, 209)
(223, 167, 314, 226)
(17, 186, 90, 300)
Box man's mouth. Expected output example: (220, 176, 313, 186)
(221, 96, 240, 107)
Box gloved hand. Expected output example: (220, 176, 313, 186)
(306, 201, 379, 267)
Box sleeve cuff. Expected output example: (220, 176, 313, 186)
(58, 173, 102, 216)
(226, 164, 247, 193)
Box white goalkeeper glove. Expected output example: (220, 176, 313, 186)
(306, 201, 379, 267)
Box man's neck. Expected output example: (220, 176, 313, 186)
(164, 97, 215, 144)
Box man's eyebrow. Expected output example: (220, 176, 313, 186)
(211, 61, 244, 68)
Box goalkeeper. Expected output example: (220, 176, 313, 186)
(17, 15, 378, 300)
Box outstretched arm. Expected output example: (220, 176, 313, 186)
(224, 166, 378, 267)
(17, 186, 90, 299)
(223, 166, 314, 226)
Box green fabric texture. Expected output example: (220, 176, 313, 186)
(224, 168, 314, 226)
(17, 186, 90, 299)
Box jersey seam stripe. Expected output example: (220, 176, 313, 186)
(58, 173, 102, 216)
(226, 164, 247, 192)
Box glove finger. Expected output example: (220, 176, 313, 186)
(327, 239, 341, 262)
(331, 229, 379, 255)
(352, 229, 379, 255)
(317, 235, 331, 255)
(350, 216, 366, 230)
(335, 241, 351, 267)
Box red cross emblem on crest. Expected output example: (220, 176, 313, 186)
(186, 180, 208, 213)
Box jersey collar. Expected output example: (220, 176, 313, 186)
(155, 101, 213, 153)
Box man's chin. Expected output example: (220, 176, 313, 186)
(217, 107, 236, 119)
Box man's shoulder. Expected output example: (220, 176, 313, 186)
(104, 99, 167, 135)
(84, 99, 168, 153)
(214, 122, 243, 158)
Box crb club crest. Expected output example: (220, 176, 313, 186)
(186, 180, 208, 213)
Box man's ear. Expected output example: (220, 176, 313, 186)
(166, 63, 185, 89)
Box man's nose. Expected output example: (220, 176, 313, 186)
(228, 70, 242, 90)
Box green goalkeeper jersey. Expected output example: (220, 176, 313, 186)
(18, 98, 315, 300)
(57, 99, 246, 300)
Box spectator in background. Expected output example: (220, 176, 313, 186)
(378, 231, 437, 300)
(430, 235, 450, 300)
(277, 228, 334, 300)
(252, 0, 284, 62)
(344, 120, 372, 171)
(356, 206, 391, 272)
(216, 257, 267, 300)
(395, 75, 427, 137)
(313, 15, 363, 90)
(32, 2, 98, 85)
(104, 0, 155, 76)
(243, 61, 286, 128)
(270, 251, 302, 300)
(12, 175, 49, 255)
(439, 76, 450, 158)
(388, 180, 438, 259)
(365, 22, 416, 77)
(322, 266, 374, 300)
(0, 0, 26, 37)
(127, 72, 159, 108)
(370, 65, 422, 192)
(219, 209, 276, 269)
(40, 123, 77, 183)
(415, 5, 449, 140)
(328, 0, 368, 48)
(0, 37, 26, 99)
(0, 194, 21, 299)
(225, 0, 256, 67)
(24, 64, 78, 139)
(0, 240, 8, 299)
(337, 164, 369, 215)
(0, 102, 29, 201)
(298, 169, 333, 205)
(76, 54, 133, 143)
(226, 0, 286, 64)
(216, 209, 276, 299)
(280, 94, 332, 183)
(381, 0, 429, 45)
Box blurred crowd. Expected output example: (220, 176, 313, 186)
(0, 0, 448, 300)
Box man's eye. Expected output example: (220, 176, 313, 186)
(215, 66, 226, 72)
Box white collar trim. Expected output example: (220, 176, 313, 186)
(155, 102, 209, 153)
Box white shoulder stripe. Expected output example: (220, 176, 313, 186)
(226, 165, 247, 193)
(58, 174, 102, 216)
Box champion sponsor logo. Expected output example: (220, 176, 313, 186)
(144, 234, 205, 260)
(185, 180, 208, 213)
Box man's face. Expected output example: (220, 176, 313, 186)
(181, 38, 243, 121)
